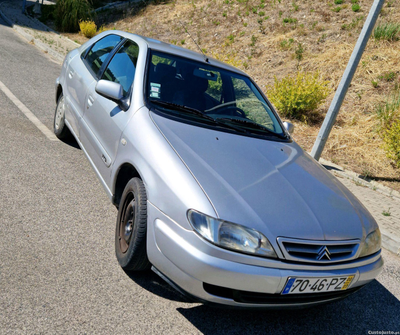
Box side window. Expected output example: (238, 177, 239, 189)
(101, 40, 139, 96)
(84, 34, 123, 76)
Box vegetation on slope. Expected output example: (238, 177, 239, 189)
(64, 0, 400, 189)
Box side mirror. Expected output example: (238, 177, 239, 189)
(283, 121, 294, 135)
(95, 80, 129, 111)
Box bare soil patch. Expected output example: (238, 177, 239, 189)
(66, 0, 400, 190)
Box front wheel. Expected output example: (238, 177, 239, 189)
(115, 178, 151, 271)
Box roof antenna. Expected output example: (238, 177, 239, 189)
(179, 20, 209, 63)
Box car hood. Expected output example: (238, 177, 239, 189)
(152, 114, 377, 242)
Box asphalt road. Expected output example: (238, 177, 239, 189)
(0, 17, 399, 334)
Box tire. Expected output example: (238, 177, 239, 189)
(115, 178, 151, 271)
(53, 94, 71, 140)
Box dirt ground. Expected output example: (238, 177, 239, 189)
(61, 0, 400, 190)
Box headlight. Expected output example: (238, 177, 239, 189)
(359, 229, 381, 257)
(187, 209, 277, 258)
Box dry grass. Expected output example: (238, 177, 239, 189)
(69, 0, 400, 190)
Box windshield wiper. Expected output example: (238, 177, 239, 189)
(150, 100, 216, 120)
(150, 100, 247, 133)
(217, 117, 287, 139)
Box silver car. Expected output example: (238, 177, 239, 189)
(55, 31, 383, 308)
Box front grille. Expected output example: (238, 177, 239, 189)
(277, 238, 360, 264)
(203, 283, 363, 305)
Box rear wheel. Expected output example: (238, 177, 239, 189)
(53, 94, 71, 140)
(115, 178, 150, 271)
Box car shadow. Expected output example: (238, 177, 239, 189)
(175, 280, 400, 334)
(124, 269, 192, 304)
(110, 106, 122, 117)
(59, 134, 80, 150)
(322, 164, 343, 172)
(359, 175, 400, 183)
(124, 268, 399, 333)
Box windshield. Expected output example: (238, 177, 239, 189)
(146, 50, 285, 138)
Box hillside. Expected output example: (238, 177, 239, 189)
(73, 0, 400, 190)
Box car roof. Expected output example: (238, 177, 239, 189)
(111, 31, 247, 76)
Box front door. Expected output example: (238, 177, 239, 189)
(80, 40, 139, 187)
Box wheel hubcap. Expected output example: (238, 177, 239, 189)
(55, 98, 65, 130)
(124, 220, 133, 241)
(119, 196, 135, 254)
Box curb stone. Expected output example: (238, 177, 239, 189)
(319, 157, 400, 201)
(318, 157, 400, 256)
(380, 228, 400, 257)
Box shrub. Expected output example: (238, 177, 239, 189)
(55, 0, 93, 33)
(294, 42, 304, 63)
(79, 20, 97, 38)
(373, 23, 400, 41)
(283, 17, 297, 24)
(39, 4, 56, 23)
(334, 0, 343, 4)
(341, 16, 364, 30)
(266, 71, 330, 120)
(211, 52, 242, 68)
(382, 120, 400, 168)
(352, 3, 361, 12)
(97, 25, 107, 34)
(280, 38, 294, 49)
(376, 91, 400, 128)
(376, 91, 400, 167)
(250, 34, 257, 46)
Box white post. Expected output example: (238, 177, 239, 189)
(310, 0, 386, 161)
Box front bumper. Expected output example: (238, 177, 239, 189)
(147, 203, 384, 308)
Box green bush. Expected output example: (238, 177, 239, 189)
(376, 91, 400, 128)
(39, 4, 56, 23)
(352, 3, 361, 12)
(79, 20, 97, 38)
(97, 25, 107, 34)
(376, 91, 400, 167)
(373, 23, 400, 41)
(55, 0, 93, 32)
(266, 71, 330, 121)
(382, 120, 400, 168)
(90, 0, 105, 9)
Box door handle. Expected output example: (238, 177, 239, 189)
(87, 95, 94, 108)
(68, 70, 74, 79)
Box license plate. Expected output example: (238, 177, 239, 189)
(281, 275, 355, 295)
